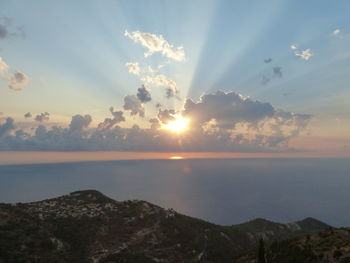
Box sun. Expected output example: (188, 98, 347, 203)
(163, 115, 190, 133)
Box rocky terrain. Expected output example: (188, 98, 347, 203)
(0, 190, 333, 262)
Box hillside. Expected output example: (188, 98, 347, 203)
(237, 227, 350, 263)
(0, 190, 330, 263)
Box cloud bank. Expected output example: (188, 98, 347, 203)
(0, 90, 312, 152)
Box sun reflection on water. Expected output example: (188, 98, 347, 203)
(169, 156, 184, 160)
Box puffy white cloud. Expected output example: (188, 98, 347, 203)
(125, 62, 141, 75)
(136, 85, 152, 103)
(123, 95, 145, 117)
(141, 74, 178, 98)
(124, 30, 186, 61)
(35, 112, 50, 122)
(0, 57, 8, 73)
(295, 48, 313, 60)
(332, 29, 341, 36)
(290, 45, 313, 61)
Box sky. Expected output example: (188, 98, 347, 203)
(0, 0, 350, 155)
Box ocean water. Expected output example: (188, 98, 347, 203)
(0, 158, 349, 227)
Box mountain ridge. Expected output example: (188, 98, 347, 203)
(0, 190, 332, 263)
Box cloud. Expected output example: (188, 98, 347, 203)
(0, 117, 15, 137)
(290, 45, 313, 61)
(0, 57, 8, 73)
(183, 91, 311, 148)
(264, 58, 272, 63)
(24, 112, 32, 119)
(332, 29, 341, 36)
(124, 30, 186, 61)
(97, 107, 125, 131)
(35, 112, 50, 122)
(0, 24, 8, 39)
(141, 74, 178, 98)
(125, 62, 141, 75)
(261, 67, 283, 85)
(0, 17, 26, 40)
(0, 56, 29, 91)
(273, 67, 282, 78)
(123, 95, 145, 117)
(7, 71, 29, 91)
(295, 49, 313, 60)
(137, 85, 152, 103)
(0, 91, 311, 152)
(157, 109, 176, 123)
(183, 91, 276, 128)
(149, 118, 160, 129)
(69, 114, 92, 132)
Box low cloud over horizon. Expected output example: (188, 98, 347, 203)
(0, 89, 311, 152)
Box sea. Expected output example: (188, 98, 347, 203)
(0, 158, 349, 227)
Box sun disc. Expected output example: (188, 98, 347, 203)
(163, 115, 190, 132)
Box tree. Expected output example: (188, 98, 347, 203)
(257, 238, 266, 263)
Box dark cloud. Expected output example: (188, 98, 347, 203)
(261, 66, 282, 85)
(97, 107, 125, 131)
(8, 71, 29, 91)
(157, 109, 176, 123)
(273, 67, 282, 78)
(35, 112, 50, 122)
(264, 58, 272, 63)
(0, 24, 8, 39)
(24, 112, 32, 119)
(0, 17, 26, 40)
(136, 85, 151, 103)
(165, 87, 176, 99)
(123, 95, 145, 117)
(183, 91, 275, 128)
(0, 117, 15, 137)
(69, 114, 92, 132)
(149, 118, 160, 130)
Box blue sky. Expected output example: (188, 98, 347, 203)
(0, 0, 350, 153)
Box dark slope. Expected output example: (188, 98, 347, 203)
(0, 190, 330, 263)
(237, 227, 350, 263)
